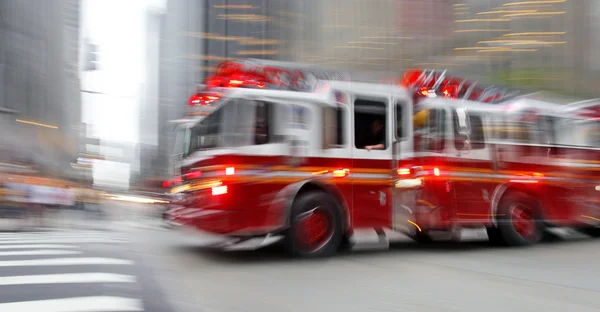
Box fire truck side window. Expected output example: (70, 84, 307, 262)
(187, 99, 273, 153)
(395, 101, 406, 140)
(468, 115, 485, 150)
(571, 120, 600, 148)
(586, 121, 600, 147)
(189, 108, 223, 152)
(452, 109, 485, 150)
(354, 99, 387, 150)
(535, 116, 556, 145)
(254, 101, 271, 145)
(413, 108, 446, 152)
(322, 105, 346, 148)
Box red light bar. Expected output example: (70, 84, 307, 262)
(401, 68, 517, 104)
(203, 60, 315, 92)
(188, 92, 223, 107)
(184, 171, 202, 180)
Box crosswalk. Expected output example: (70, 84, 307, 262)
(0, 230, 146, 312)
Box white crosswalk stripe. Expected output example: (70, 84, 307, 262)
(0, 273, 137, 286)
(0, 233, 128, 240)
(0, 238, 127, 244)
(0, 231, 125, 236)
(0, 234, 128, 240)
(115, 219, 167, 230)
(0, 244, 79, 249)
(0, 257, 133, 267)
(0, 230, 145, 311)
(0, 250, 81, 256)
(0, 296, 143, 312)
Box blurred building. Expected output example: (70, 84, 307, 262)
(0, 0, 82, 178)
(285, 0, 455, 77)
(136, 1, 167, 187)
(79, 0, 167, 190)
(450, 0, 598, 96)
(157, 0, 294, 177)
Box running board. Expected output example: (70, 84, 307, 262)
(220, 235, 284, 251)
(349, 227, 490, 250)
(349, 228, 409, 251)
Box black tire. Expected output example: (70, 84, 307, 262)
(410, 230, 434, 244)
(285, 191, 343, 258)
(576, 227, 600, 237)
(486, 227, 506, 246)
(496, 191, 543, 246)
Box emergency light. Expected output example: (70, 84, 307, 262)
(188, 92, 223, 107)
(401, 68, 518, 104)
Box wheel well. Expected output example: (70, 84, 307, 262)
(294, 182, 350, 232)
(497, 187, 545, 220)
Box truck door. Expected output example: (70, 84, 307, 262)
(351, 96, 393, 229)
(391, 96, 418, 234)
(393, 106, 449, 235)
(449, 108, 495, 224)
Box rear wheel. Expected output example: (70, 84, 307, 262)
(496, 191, 543, 246)
(285, 191, 343, 258)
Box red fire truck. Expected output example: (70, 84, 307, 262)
(166, 61, 600, 257)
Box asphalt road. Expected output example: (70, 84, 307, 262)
(131, 223, 600, 312)
(0, 227, 174, 312)
(3, 200, 600, 312)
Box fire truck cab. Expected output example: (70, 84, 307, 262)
(165, 62, 419, 257)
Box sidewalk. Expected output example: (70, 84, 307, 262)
(0, 210, 110, 232)
(0, 200, 167, 232)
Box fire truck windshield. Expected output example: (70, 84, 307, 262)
(183, 97, 272, 157)
(173, 123, 192, 158)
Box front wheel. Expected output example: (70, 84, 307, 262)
(496, 191, 543, 246)
(285, 191, 343, 258)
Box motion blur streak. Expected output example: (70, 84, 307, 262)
(1, 0, 600, 312)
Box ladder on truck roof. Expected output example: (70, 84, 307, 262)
(403, 68, 525, 104)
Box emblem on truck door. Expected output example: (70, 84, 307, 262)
(380, 191, 387, 206)
(482, 189, 489, 202)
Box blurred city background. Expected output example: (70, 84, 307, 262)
(1, 1, 600, 311)
(1, 0, 598, 194)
